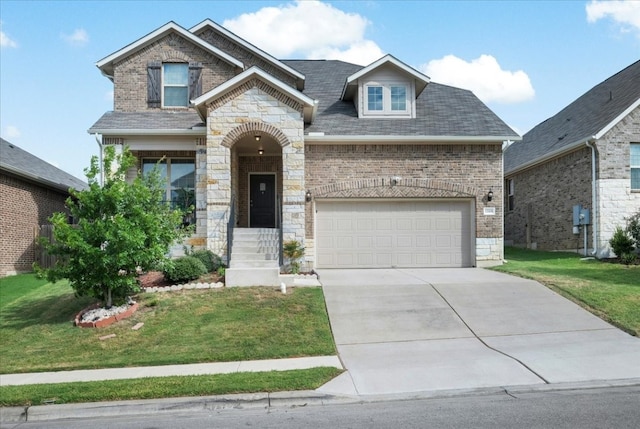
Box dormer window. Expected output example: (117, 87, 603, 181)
(364, 82, 410, 116)
(163, 63, 189, 107)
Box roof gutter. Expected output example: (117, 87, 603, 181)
(304, 134, 521, 143)
(0, 163, 79, 193)
(87, 128, 206, 136)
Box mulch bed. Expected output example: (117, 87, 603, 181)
(137, 271, 224, 289)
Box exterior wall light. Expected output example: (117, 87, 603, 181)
(487, 189, 493, 201)
(255, 135, 261, 141)
(258, 148, 264, 155)
(305, 190, 312, 202)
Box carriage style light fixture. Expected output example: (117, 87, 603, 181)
(306, 190, 312, 202)
(487, 188, 493, 201)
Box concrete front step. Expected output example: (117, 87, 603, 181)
(225, 267, 281, 287)
(230, 259, 279, 268)
(232, 253, 279, 262)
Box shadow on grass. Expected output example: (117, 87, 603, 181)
(0, 292, 95, 330)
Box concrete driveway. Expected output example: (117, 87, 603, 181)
(316, 268, 640, 396)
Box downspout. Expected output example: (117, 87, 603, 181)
(94, 133, 103, 186)
(586, 140, 597, 256)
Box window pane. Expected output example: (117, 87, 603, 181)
(170, 160, 195, 209)
(632, 168, 640, 190)
(631, 144, 640, 166)
(164, 64, 188, 85)
(142, 159, 167, 177)
(164, 87, 189, 107)
(391, 86, 406, 111)
(367, 86, 383, 110)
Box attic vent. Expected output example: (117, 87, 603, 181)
(609, 91, 613, 101)
(558, 133, 568, 141)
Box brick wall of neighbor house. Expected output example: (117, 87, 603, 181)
(595, 106, 640, 257)
(0, 173, 69, 276)
(195, 29, 298, 89)
(504, 147, 593, 252)
(305, 143, 504, 263)
(112, 34, 236, 112)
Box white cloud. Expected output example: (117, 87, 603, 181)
(586, 0, 640, 34)
(223, 0, 383, 65)
(3, 125, 21, 139)
(1, 24, 18, 48)
(62, 28, 89, 46)
(420, 54, 535, 104)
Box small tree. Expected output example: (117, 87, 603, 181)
(38, 146, 189, 307)
(609, 226, 635, 259)
(626, 210, 640, 249)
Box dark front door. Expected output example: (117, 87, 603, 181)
(249, 174, 276, 228)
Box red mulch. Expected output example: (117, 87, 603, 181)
(137, 271, 224, 289)
(137, 271, 174, 288)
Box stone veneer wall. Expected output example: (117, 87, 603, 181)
(112, 33, 236, 112)
(202, 85, 305, 258)
(0, 173, 70, 276)
(504, 147, 592, 252)
(595, 106, 640, 257)
(304, 143, 504, 265)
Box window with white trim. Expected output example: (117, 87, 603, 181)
(632, 143, 640, 190)
(364, 82, 410, 116)
(142, 158, 195, 224)
(163, 63, 189, 107)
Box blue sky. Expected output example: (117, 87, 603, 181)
(1, 0, 639, 180)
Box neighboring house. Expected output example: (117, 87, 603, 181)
(89, 20, 518, 285)
(0, 138, 87, 277)
(504, 60, 640, 258)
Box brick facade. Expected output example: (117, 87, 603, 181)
(113, 33, 236, 112)
(0, 173, 70, 276)
(304, 143, 504, 264)
(504, 147, 593, 252)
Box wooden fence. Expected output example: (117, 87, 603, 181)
(35, 225, 57, 269)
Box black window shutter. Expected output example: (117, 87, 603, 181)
(188, 62, 203, 103)
(147, 62, 161, 108)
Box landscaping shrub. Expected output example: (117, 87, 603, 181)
(609, 226, 635, 258)
(626, 210, 640, 248)
(163, 256, 207, 284)
(190, 249, 223, 273)
(283, 240, 305, 274)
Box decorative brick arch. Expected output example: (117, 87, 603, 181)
(310, 177, 479, 199)
(221, 122, 291, 149)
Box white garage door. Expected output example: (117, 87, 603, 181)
(315, 200, 473, 268)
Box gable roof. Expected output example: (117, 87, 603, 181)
(96, 21, 244, 79)
(190, 19, 305, 91)
(341, 54, 430, 101)
(192, 66, 318, 123)
(0, 138, 87, 192)
(505, 59, 640, 174)
(284, 60, 519, 141)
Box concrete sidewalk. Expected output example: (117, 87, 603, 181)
(0, 356, 343, 386)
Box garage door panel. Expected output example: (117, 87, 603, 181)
(316, 200, 472, 268)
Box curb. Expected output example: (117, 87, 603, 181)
(2, 378, 640, 423)
(0, 391, 357, 423)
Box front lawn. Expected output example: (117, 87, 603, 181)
(491, 248, 640, 336)
(0, 274, 336, 374)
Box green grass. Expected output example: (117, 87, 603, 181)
(0, 367, 342, 407)
(0, 274, 336, 374)
(492, 248, 640, 336)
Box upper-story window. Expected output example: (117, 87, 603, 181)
(364, 82, 410, 116)
(506, 178, 515, 211)
(147, 61, 202, 109)
(163, 64, 189, 107)
(632, 143, 640, 190)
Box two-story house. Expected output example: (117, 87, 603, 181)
(89, 20, 519, 286)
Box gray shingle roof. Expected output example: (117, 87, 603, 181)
(89, 60, 518, 139)
(505, 59, 640, 173)
(0, 138, 87, 192)
(284, 59, 518, 137)
(88, 111, 204, 133)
